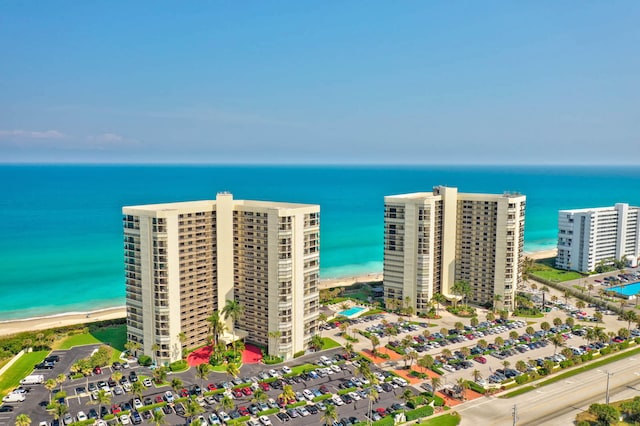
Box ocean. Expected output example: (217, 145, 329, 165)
(1, 165, 639, 321)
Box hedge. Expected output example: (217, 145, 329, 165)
(259, 408, 280, 416)
(169, 360, 188, 372)
(337, 386, 357, 395)
(286, 401, 307, 409)
(372, 416, 395, 426)
(294, 351, 306, 358)
(313, 394, 332, 402)
(226, 415, 251, 426)
(467, 381, 485, 394)
(406, 405, 435, 421)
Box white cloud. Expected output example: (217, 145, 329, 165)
(87, 133, 124, 143)
(0, 129, 66, 140)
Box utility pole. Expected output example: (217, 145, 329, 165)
(605, 371, 614, 405)
(512, 404, 518, 426)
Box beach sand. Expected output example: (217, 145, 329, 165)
(0, 249, 555, 337)
(0, 307, 127, 337)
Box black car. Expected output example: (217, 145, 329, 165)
(131, 411, 142, 425)
(45, 355, 60, 363)
(100, 406, 109, 418)
(129, 371, 138, 382)
(162, 405, 173, 415)
(191, 384, 202, 395)
(0, 405, 14, 413)
(276, 412, 290, 422)
(307, 405, 319, 415)
(341, 394, 353, 404)
(141, 410, 152, 420)
(112, 361, 122, 370)
(107, 378, 117, 388)
(88, 409, 98, 419)
(143, 397, 153, 406)
(174, 403, 185, 415)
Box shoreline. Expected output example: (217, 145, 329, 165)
(0, 248, 557, 337)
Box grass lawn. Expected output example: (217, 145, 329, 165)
(321, 337, 342, 350)
(0, 350, 48, 397)
(55, 325, 126, 363)
(529, 257, 583, 283)
(416, 413, 461, 426)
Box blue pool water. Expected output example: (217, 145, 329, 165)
(339, 307, 367, 317)
(609, 282, 640, 297)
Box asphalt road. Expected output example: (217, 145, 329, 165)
(456, 354, 640, 425)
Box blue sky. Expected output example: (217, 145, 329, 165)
(1, 2, 638, 164)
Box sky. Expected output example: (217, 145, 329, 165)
(0, 2, 638, 165)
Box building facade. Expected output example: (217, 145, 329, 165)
(123, 193, 320, 364)
(556, 203, 640, 272)
(383, 187, 526, 311)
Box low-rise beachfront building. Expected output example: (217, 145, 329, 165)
(556, 203, 640, 273)
(383, 186, 526, 311)
(123, 193, 320, 364)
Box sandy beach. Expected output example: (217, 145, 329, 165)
(0, 306, 127, 337)
(0, 249, 556, 337)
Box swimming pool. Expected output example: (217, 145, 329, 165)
(338, 306, 368, 317)
(609, 282, 640, 296)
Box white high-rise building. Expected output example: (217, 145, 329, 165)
(123, 193, 320, 364)
(383, 186, 526, 311)
(556, 203, 640, 272)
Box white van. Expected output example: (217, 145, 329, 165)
(392, 377, 408, 387)
(2, 392, 26, 403)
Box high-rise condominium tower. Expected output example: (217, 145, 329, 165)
(383, 186, 525, 311)
(556, 203, 640, 272)
(123, 193, 320, 364)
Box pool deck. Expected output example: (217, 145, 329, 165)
(338, 306, 369, 319)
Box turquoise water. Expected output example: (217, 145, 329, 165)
(609, 283, 640, 297)
(1, 165, 639, 320)
(338, 307, 367, 317)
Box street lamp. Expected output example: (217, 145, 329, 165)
(605, 371, 614, 405)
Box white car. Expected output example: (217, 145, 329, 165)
(282, 366, 292, 375)
(332, 395, 344, 406)
(259, 415, 272, 426)
(164, 390, 175, 403)
(330, 364, 341, 373)
(268, 369, 279, 378)
(302, 389, 314, 401)
(196, 416, 209, 426)
(143, 378, 153, 387)
(133, 398, 143, 409)
(76, 411, 88, 421)
(349, 391, 361, 401)
(120, 414, 131, 425)
(218, 411, 231, 422)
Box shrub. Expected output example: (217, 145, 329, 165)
(293, 350, 306, 358)
(169, 360, 188, 372)
(263, 356, 284, 365)
(406, 405, 434, 421)
(226, 416, 251, 426)
(432, 395, 445, 406)
(600, 347, 612, 356)
(515, 375, 529, 385)
(138, 355, 152, 366)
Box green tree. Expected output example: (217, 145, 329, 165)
(309, 334, 324, 352)
(401, 389, 413, 405)
(456, 377, 468, 401)
(430, 376, 442, 396)
(151, 408, 167, 426)
(252, 388, 268, 405)
(171, 378, 183, 395)
(222, 299, 245, 355)
(540, 322, 551, 332)
(45, 378, 57, 403)
(218, 395, 234, 412)
(370, 335, 380, 353)
(49, 402, 68, 422)
(184, 400, 205, 423)
(196, 363, 211, 388)
(515, 360, 527, 373)
(452, 280, 472, 308)
(207, 310, 226, 346)
(279, 384, 296, 403)
(225, 362, 239, 380)
(131, 380, 144, 400)
(91, 389, 111, 420)
(432, 293, 447, 315)
(15, 414, 31, 426)
(178, 332, 187, 359)
(153, 366, 168, 384)
(622, 310, 638, 331)
(322, 404, 338, 426)
(588, 403, 619, 426)
(549, 334, 565, 355)
(472, 369, 482, 382)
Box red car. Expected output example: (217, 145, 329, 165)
(154, 395, 164, 404)
(232, 389, 243, 398)
(474, 356, 487, 364)
(180, 388, 190, 398)
(93, 366, 102, 375)
(259, 382, 271, 391)
(238, 406, 250, 416)
(375, 408, 388, 417)
(111, 404, 121, 414)
(241, 387, 252, 396)
(207, 383, 217, 391)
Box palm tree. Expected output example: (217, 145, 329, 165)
(344, 342, 354, 357)
(131, 380, 144, 400)
(472, 369, 482, 383)
(196, 363, 211, 388)
(268, 330, 282, 357)
(322, 404, 338, 426)
(218, 395, 235, 412)
(401, 389, 413, 405)
(279, 384, 296, 403)
(112, 370, 123, 385)
(370, 335, 380, 353)
(56, 374, 66, 387)
(15, 414, 31, 426)
(309, 334, 324, 352)
(432, 293, 446, 315)
(49, 402, 68, 422)
(222, 299, 245, 355)
(622, 310, 638, 331)
(452, 280, 471, 308)
(456, 377, 468, 401)
(515, 360, 527, 373)
(207, 311, 226, 346)
(178, 332, 187, 359)
(153, 366, 168, 384)
(225, 362, 240, 381)
(430, 376, 442, 396)
(171, 378, 183, 395)
(151, 343, 160, 366)
(91, 389, 111, 418)
(550, 334, 565, 355)
(493, 294, 503, 312)
(185, 400, 204, 423)
(151, 408, 167, 426)
(45, 378, 57, 403)
(355, 360, 372, 381)
(252, 388, 268, 405)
